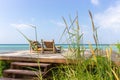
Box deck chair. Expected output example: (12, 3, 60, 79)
(41, 39, 61, 53)
(30, 41, 43, 53)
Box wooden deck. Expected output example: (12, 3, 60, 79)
(0, 50, 120, 79)
(0, 50, 120, 65)
(0, 50, 67, 63)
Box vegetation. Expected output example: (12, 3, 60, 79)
(116, 42, 120, 54)
(17, 29, 40, 52)
(52, 56, 120, 80)
(0, 61, 10, 77)
(50, 11, 120, 80)
(60, 13, 84, 58)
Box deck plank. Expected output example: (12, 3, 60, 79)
(0, 50, 66, 63)
(3, 69, 44, 76)
(0, 50, 120, 65)
(11, 62, 51, 67)
(0, 78, 31, 80)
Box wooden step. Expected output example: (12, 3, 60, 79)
(0, 78, 22, 80)
(10, 62, 51, 72)
(11, 62, 51, 68)
(3, 69, 45, 77)
(0, 78, 31, 80)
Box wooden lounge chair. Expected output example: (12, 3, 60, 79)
(41, 39, 61, 53)
(29, 41, 43, 53)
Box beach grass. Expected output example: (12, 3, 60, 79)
(116, 42, 120, 54)
(49, 11, 120, 80)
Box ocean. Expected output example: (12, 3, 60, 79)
(0, 44, 117, 53)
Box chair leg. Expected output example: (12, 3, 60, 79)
(41, 48, 44, 53)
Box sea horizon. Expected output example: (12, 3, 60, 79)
(0, 44, 117, 53)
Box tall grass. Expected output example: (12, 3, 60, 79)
(116, 42, 120, 54)
(17, 29, 40, 52)
(17, 26, 43, 80)
(51, 11, 120, 80)
(60, 13, 84, 58)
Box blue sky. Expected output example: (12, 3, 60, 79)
(0, 0, 120, 44)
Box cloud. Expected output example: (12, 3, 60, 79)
(50, 20, 65, 27)
(10, 24, 35, 29)
(94, 1, 120, 33)
(91, 0, 99, 5)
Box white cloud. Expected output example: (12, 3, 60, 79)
(10, 24, 35, 29)
(91, 0, 99, 5)
(50, 20, 65, 27)
(94, 1, 120, 33)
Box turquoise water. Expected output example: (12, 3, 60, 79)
(56, 44, 117, 51)
(0, 44, 29, 53)
(0, 44, 117, 53)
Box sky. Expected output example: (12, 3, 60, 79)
(0, 0, 120, 44)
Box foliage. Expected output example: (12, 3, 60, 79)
(0, 61, 10, 77)
(51, 47, 120, 80)
(51, 55, 120, 80)
(60, 13, 84, 58)
(50, 11, 120, 80)
(89, 11, 99, 54)
(17, 29, 41, 51)
(116, 42, 120, 54)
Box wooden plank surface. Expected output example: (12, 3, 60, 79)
(11, 62, 51, 67)
(4, 69, 43, 76)
(0, 50, 120, 65)
(0, 50, 67, 63)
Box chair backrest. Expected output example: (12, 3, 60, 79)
(30, 41, 41, 50)
(43, 40, 54, 48)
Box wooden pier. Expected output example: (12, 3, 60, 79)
(0, 50, 66, 64)
(0, 50, 120, 65)
(0, 50, 67, 79)
(0, 50, 120, 80)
